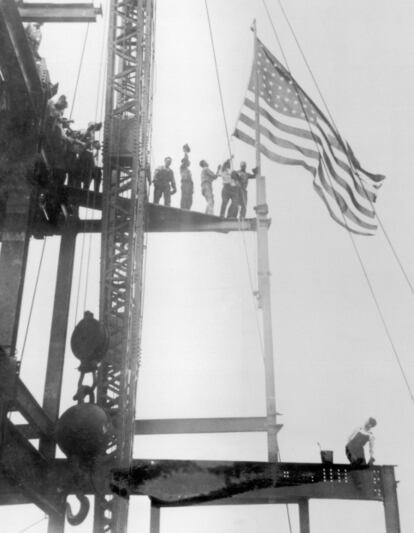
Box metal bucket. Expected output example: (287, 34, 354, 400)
(320, 450, 334, 464)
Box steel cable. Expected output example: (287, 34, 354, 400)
(261, 0, 414, 407)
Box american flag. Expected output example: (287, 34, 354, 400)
(234, 39, 385, 235)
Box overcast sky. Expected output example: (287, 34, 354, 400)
(2, 0, 414, 532)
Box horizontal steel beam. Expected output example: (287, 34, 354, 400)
(0, 458, 394, 508)
(17, 2, 102, 23)
(0, 420, 63, 514)
(0, 357, 54, 439)
(66, 188, 256, 232)
(13, 377, 55, 438)
(16, 416, 279, 439)
(134, 417, 282, 435)
(112, 459, 387, 505)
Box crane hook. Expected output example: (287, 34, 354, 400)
(66, 494, 90, 526)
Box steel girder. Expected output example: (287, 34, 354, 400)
(95, 0, 154, 531)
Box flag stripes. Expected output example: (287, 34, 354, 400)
(234, 39, 385, 235)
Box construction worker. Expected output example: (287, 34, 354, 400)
(219, 159, 233, 218)
(199, 160, 218, 215)
(77, 122, 102, 190)
(180, 158, 193, 210)
(237, 161, 257, 219)
(345, 417, 377, 466)
(153, 157, 176, 206)
(25, 22, 43, 60)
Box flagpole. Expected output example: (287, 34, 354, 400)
(252, 21, 279, 463)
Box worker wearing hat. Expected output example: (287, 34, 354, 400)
(199, 160, 218, 215)
(345, 417, 377, 466)
(153, 157, 176, 206)
(25, 22, 43, 60)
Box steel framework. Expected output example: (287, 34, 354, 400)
(0, 2, 403, 533)
(95, 0, 155, 530)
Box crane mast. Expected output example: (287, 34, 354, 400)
(94, 0, 155, 530)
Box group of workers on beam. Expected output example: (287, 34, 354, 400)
(153, 144, 258, 219)
(25, 22, 102, 195)
(35, 92, 102, 225)
(46, 94, 102, 192)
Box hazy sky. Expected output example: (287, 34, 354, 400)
(2, 0, 414, 532)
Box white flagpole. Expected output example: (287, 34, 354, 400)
(252, 21, 280, 463)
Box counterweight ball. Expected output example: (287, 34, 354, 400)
(55, 403, 112, 460)
(70, 311, 109, 371)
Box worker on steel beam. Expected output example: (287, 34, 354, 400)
(180, 144, 193, 210)
(345, 417, 377, 466)
(78, 122, 102, 191)
(237, 161, 257, 219)
(153, 157, 176, 206)
(25, 22, 43, 60)
(219, 158, 233, 218)
(199, 160, 219, 215)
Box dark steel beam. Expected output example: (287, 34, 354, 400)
(299, 499, 310, 533)
(0, 420, 63, 515)
(51, 187, 258, 233)
(0, 0, 44, 114)
(12, 377, 54, 438)
(150, 503, 161, 533)
(40, 222, 77, 458)
(17, 2, 102, 23)
(0, 458, 395, 510)
(134, 417, 282, 435)
(111, 460, 386, 505)
(382, 466, 401, 533)
(0, 190, 32, 355)
(145, 203, 256, 233)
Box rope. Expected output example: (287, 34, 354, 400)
(237, 220, 265, 360)
(348, 236, 414, 405)
(20, 238, 47, 363)
(203, 0, 233, 161)
(83, 6, 109, 310)
(69, 20, 93, 319)
(377, 218, 414, 294)
(271, 0, 414, 296)
(69, 23, 90, 120)
(77, 6, 109, 313)
(74, 222, 87, 324)
(17, 515, 47, 533)
(262, 0, 414, 407)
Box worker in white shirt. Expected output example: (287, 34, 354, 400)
(345, 417, 377, 466)
(25, 22, 43, 60)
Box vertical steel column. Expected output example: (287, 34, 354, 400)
(382, 466, 401, 533)
(0, 189, 32, 451)
(47, 503, 67, 533)
(41, 223, 77, 533)
(40, 223, 77, 457)
(299, 499, 310, 533)
(0, 189, 32, 356)
(150, 503, 161, 533)
(252, 23, 279, 462)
